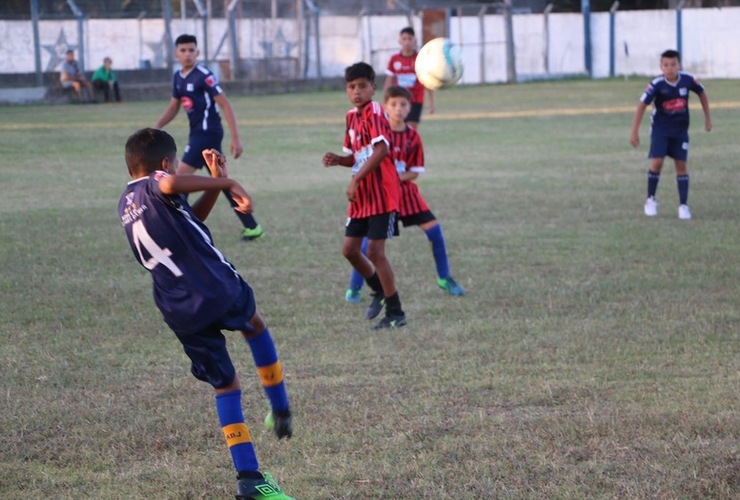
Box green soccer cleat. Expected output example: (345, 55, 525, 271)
(241, 224, 265, 241)
(372, 314, 407, 330)
(437, 276, 465, 296)
(365, 292, 385, 320)
(345, 288, 362, 304)
(236, 471, 293, 500)
(264, 409, 292, 440)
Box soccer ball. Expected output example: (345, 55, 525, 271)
(415, 37, 464, 90)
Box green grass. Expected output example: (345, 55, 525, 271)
(1, 79, 739, 499)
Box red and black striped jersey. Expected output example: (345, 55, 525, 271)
(342, 101, 400, 218)
(390, 126, 430, 217)
(386, 52, 425, 104)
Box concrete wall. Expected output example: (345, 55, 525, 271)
(2, 7, 739, 85)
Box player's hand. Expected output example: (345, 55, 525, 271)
(323, 152, 340, 167)
(705, 119, 712, 132)
(346, 180, 357, 202)
(202, 149, 228, 178)
(630, 134, 640, 148)
(231, 139, 243, 159)
(229, 183, 253, 214)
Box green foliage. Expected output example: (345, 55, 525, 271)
(1, 80, 739, 498)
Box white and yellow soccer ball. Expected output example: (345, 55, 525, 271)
(414, 37, 464, 90)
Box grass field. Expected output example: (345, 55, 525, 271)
(1, 79, 739, 499)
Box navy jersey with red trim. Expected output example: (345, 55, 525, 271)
(640, 72, 704, 137)
(390, 126, 430, 217)
(342, 101, 401, 218)
(172, 64, 224, 135)
(118, 171, 243, 335)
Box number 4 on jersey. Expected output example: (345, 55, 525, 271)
(131, 220, 183, 277)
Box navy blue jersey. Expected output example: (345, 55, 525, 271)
(118, 171, 243, 335)
(172, 64, 224, 135)
(640, 72, 704, 137)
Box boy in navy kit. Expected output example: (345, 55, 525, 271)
(118, 128, 292, 500)
(155, 34, 265, 240)
(345, 86, 464, 303)
(323, 62, 407, 329)
(630, 49, 712, 220)
(384, 27, 434, 129)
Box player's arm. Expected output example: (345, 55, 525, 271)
(630, 101, 648, 148)
(399, 171, 419, 182)
(346, 141, 388, 202)
(698, 91, 712, 132)
(322, 152, 355, 167)
(154, 98, 180, 129)
(159, 175, 252, 221)
(213, 93, 243, 159)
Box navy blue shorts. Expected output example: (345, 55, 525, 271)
(407, 102, 423, 123)
(400, 210, 436, 227)
(176, 278, 256, 389)
(649, 133, 689, 161)
(182, 132, 224, 169)
(345, 212, 399, 240)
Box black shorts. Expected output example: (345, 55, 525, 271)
(400, 210, 436, 227)
(406, 102, 423, 123)
(345, 212, 399, 240)
(176, 278, 256, 389)
(182, 132, 224, 169)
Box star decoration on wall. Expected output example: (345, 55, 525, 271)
(42, 29, 76, 71)
(145, 35, 169, 68)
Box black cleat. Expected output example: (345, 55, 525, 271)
(365, 292, 385, 320)
(264, 409, 292, 440)
(372, 314, 407, 330)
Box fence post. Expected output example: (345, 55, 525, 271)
(66, 0, 85, 71)
(544, 3, 553, 75)
(31, 0, 43, 85)
(503, 0, 516, 83)
(582, 0, 592, 77)
(609, 1, 619, 77)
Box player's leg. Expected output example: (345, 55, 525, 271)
(93, 80, 109, 101)
(345, 237, 368, 303)
(71, 81, 83, 101)
(645, 135, 668, 216)
(365, 213, 406, 329)
(178, 330, 264, 484)
(112, 81, 122, 102)
(208, 282, 293, 498)
(670, 136, 691, 219)
(418, 216, 465, 296)
(344, 220, 386, 319)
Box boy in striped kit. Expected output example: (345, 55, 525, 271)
(345, 86, 464, 302)
(323, 63, 407, 329)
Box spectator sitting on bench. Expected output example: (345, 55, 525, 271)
(92, 57, 122, 102)
(60, 49, 95, 103)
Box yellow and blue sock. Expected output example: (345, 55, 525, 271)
(215, 389, 259, 473)
(424, 224, 450, 280)
(246, 328, 290, 412)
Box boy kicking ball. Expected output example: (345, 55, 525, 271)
(118, 128, 293, 500)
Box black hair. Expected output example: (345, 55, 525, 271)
(661, 49, 680, 62)
(175, 34, 197, 46)
(400, 27, 415, 37)
(385, 85, 412, 102)
(125, 128, 177, 177)
(345, 62, 375, 84)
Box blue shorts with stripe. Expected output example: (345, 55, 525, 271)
(182, 132, 224, 169)
(649, 132, 689, 161)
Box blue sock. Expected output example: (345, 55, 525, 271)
(245, 328, 290, 412)
(647, 171, 660, 198)
(677, 175, 689, 205)
(348, 237, 368, 291)
(424, 224, 450, 280)
(215, 390, 260, 473)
